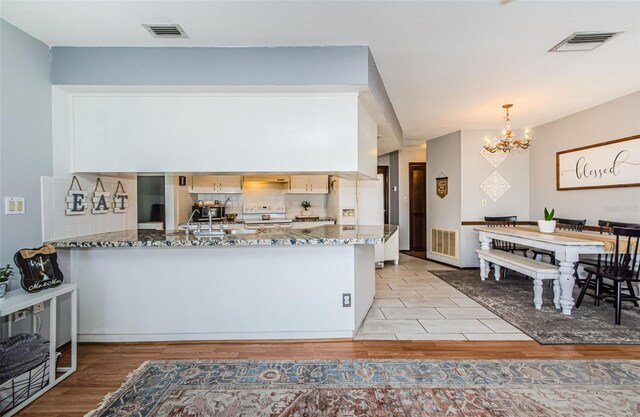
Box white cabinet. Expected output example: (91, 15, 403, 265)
(190, 175, 242, 194)
(291, 221, 335, 229)
(288, 175, 329, 194)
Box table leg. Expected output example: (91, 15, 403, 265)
(533, 278, 543, 310)
(553, 279, 561, 309)
(559, 256, 578, 315)
(479, 234, 491, 280)
(494, 264, 501, 281)
(479, 259, 487, 281)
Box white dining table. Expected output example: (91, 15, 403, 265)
(474, 226, 607, 315)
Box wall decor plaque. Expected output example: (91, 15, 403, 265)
(112, 181, 129, 213)
(65, 175, 87, 216)
(92, 178, 111, 214)
(557, 135, 640, 191)
(436, 175, 448, 199)
(14, 244, 64, 293)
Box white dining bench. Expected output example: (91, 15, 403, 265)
(476, 249, 561, 310)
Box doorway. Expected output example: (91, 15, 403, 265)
(137, 175, 166, 230)
(408, 163, 426, 252)
(377, 166, 389, 224)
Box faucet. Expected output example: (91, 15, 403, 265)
(188, 209, 200, 224)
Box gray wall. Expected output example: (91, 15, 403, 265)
(459, 130, 530, 267)
(426, 132, 462, 266)
(530, 91, 640, 225)
(0, 20, 52, 288)
(389, 151, 400, 226)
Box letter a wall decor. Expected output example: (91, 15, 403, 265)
(91, 178, 111, 214)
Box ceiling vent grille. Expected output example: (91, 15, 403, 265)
(142, 24, 188, 38)
(549, 31, 623, 52)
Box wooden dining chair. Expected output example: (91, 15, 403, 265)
(575, 227, 640, 325)
(532, 218, 586, 264)
(484, 216, 529, 279)
(484, 216, 530, 257)
(575, 220, 640, 287)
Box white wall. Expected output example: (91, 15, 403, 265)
(69, 93, 377, 178)
(398, 145, 427, 250)
(530, 91, 640, 225)
(426, 132, 462, 266)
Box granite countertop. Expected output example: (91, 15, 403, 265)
(291, 217, 336, 223)
(48, 225, 398, 248)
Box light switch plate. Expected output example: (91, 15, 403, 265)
(4, 197, 25, 215)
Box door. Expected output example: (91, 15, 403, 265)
(378, 166, 389, 224)
(408, 163, 426, 252)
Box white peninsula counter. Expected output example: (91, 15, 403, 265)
(49, 225, 397, 342)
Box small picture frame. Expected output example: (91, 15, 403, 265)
(14, 244, 64, 293)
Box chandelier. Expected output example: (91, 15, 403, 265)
(483, 104, 532, 153)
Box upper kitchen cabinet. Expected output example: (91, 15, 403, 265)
(190, 175, 243, 194)
(69, 93, 378, 179)
(288, 175, 329, 194)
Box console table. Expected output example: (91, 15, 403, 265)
(0, 284, 77, 416)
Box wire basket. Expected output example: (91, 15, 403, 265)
(0, 358, 49, 414)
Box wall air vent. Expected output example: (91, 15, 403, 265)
(430, 228, 458, 259)
(142, 24, 188, 38)
(549, 31, 623, 52)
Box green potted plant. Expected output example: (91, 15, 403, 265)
(0, 264, 13, 299)
(538, 207, 556, 233)
(301, 200, 311, 215)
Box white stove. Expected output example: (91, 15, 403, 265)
(242, 203, 292, 228)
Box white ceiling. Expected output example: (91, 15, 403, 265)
(1, 0, 639, 144)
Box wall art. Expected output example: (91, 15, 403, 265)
(65, 176, 87, 216)
(480, 147, 509, 168)
(112, 181, 129, 213)
(14, 244, 64, 293)
(92, 178, 110, 214)
(436, 174, 448, 199)
(556, 135, 640, 191)
(480, 171, 511, 202)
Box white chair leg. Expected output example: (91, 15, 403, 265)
(553, 278, 561, 309)
(533, 278, 543, 310)
(479, 259, 487, 281)
(494, 265, 501, 281)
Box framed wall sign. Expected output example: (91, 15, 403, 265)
(556, 135, 640, 191)
(436, 174, 448, 199)
(65, 175, 87, 215)
(14, 244, 64, 292)
(91, 178, 111, 214)
(112, 181, 129, 213)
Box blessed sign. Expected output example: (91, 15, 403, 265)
(556, 135, 640, 191)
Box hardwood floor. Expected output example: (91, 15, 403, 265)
(17, 340, 640, 417)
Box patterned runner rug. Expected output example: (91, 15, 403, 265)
(431, 269, 640, 344)
(86, 359, 640, 417)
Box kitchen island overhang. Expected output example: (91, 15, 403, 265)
(50, 225, 397, 342)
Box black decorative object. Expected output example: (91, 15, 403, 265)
(14, 244, 63, 293)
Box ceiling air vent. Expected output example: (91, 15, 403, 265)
(142, 24, 188, 38)
(549, 31, 623, 52)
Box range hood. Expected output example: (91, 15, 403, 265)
(243, 175, 290, 183)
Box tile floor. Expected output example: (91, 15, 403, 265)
(355, 253, 531, 341)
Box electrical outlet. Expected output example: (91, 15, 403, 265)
(481, 199, 487, 207)
(33, 302, 45, 313)
(342, 293, 352, 307)
(14, 310, 27, 321)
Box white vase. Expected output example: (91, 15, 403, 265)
(538, 220, 556, 233)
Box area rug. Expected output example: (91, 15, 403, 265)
(85, 359, 640, 417)
(431, 269, 640, 345)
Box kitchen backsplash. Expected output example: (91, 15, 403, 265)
(41, 175, 137, 241)
(197, 182, 327, 218)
